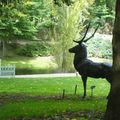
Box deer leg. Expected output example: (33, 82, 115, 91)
(81, 76, 87, 98)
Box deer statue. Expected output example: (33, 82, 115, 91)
(69, 23, 112, 98)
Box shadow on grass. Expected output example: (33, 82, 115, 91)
(0, 93, 106, 120)
(0, 92, 107, 104)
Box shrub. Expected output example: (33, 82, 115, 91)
(87, 38, 112, 59)
(17, 42, 51, 57)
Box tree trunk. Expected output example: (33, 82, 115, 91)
(104, 0, 120, 119)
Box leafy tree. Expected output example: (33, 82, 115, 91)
(0, 0, 52, 57)
(53, 0, 74, 6)
(25, 0, 52, 29)
(89, 0, 115, 31)
(0, 1, 37, 57)
(51, 0, 94, 72)
(106, 0, 115, 11)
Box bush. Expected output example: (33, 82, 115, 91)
(87, 38, 112, 59)
(15, 68, 57, 75)
(17, 42, 51, 57)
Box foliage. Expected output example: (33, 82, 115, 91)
(87, 39, 112, 59)
(89, 0, 115, 30)
(53, 0, 74, 6)
(0, 1, 35, 57)
(25, 0, 53, 29)
(51, 0, 94, 72)
(0, 1, 37, 41)
(0, 0, 52, 57)
(17, 42, 51, 57)
(0, 0, 52, 40)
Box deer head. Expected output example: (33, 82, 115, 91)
(69, 23, 99, 54)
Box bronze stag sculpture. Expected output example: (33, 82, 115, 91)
(69, 24, 112, 98)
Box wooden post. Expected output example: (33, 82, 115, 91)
(62, 89, 65, 99)
(74, 85, 77, 95)
(90, 86, 96, 97)
(91, 89, 93, 97)
(13, 65, 15, 77)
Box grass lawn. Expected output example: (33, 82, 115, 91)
(0, 77, 110, 119)
(0, 99, 106, 120)
(0, 77, 110, 97)
(1, 56, 58, 74)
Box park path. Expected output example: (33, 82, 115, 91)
(15, 73, 78, 78)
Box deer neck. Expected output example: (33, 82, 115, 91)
(73, 53, 87, 69)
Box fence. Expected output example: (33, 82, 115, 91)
(0, 65, 15, 77)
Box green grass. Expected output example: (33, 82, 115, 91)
(1, 56, 58, 74)
(0, 99, 106, 120)
(0, 77, 110, 97)
(0, 77, 110, 119)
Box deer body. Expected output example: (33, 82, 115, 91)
(69, 43, 112, 98)
(78, 60, 112, 79)
(69, 24, 112, 98)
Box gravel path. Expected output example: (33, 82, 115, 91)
(15, 73, 78, 78)
(0, 73, 79, 78)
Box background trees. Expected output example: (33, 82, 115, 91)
(0, 1, 36, 57)
(89, 0, 115, 34)
(51, 0, 94, 72)
(0, 0, 116, 74)
(0, 0, 51, 57)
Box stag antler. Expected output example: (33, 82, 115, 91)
(73, 22, 91, 44)
(73, 23, 99, 44)
(83, 25, 99, 43)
